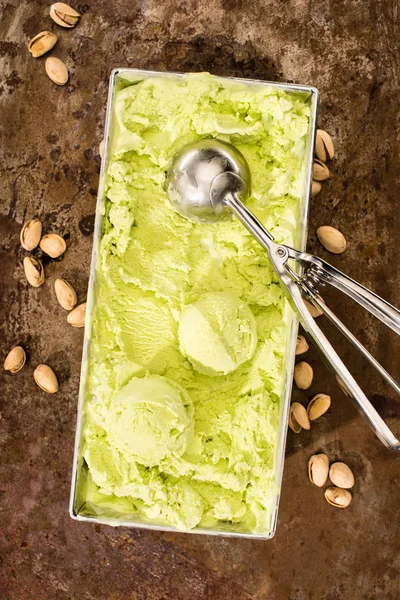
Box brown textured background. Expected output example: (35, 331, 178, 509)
(1, 1, 399, 598)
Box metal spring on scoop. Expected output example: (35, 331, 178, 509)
(300, 265, 328, 295)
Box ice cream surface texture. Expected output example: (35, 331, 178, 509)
(81, 73, 310, 533)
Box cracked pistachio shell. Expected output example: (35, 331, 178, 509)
(4, 346, 26, 373)
(324, 486, 352, 508)
(34, 364, 58, 393)
(20, 219, 42, 250)
(99, 139, 104, 158)
(291, 402, 310, 430)
(329, 462, 355, 489)
(315, 129, 335, 162)
(67, 302, 86, 327)
(313, 159, 330, 181)
(288, 402, 310, 433)
(307, 393, 331, 420)
(50, 2, 80, 28)
(54, 278, 77, 310)
(28, 31, 58, 57)
(294, 362, 313, 390)
(288, 405, 302, 433)
(295, 335, 309, 355)
(311, 180, 321, 197)
(45, 57, 69, 85)
(40, 233, 66, 258)
(308, 453, 329, 487)
(23, 256, 45, 287)
(317, 226, 347, 254)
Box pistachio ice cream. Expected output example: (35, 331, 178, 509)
(81, 73, 310, 533)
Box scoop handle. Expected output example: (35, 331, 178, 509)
(225, 192, 400, 451)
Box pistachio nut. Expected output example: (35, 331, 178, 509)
(99, 139, 104, 158)
(308, 453, 329, 487)
(45, 57, 69, 86)
(28, 31, 58, 58)
(291, 401, 310, 430)
(4, 346, 26, 373)
(315, 129, 335, 162)
(50, 2, 80, 28)
(303, 297, 324, 318)
(20, 219, 42, 251)
(39, 233, 66, 258)
(33, 364, 58, 393)
(311, 180, 321, 197)
(329, 462, 355, 489)
(54, 278, 77, 310)
(288, 405, 302, 434)
(294, 361, 313, 390)
(295, 334, 309, 355)
(324, 486, 352, 509)
(317, 226, 347, 254)
(23, 256, 45, 287)
(313, 159, 330, 181)
(67, 302, 86, 327)
(307, 393, 331, 420)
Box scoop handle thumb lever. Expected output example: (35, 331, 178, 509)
(223, 191, 400, 451)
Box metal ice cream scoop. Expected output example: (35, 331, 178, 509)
(167, 138, 400, 450)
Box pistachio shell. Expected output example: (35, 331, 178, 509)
(303, 297, 324, 318)
(291, 402, 310, 430)
(67, 302, 86, 327)
(308, 453, 329, 487)
(295, 334, 309, 355)
(20, 219, 42, 250)
(315, 129, 335, 162)
(329, 462, 355, 489)
(4, 346, 26, 373)
(50, 2, 80, 28)
(317, 226, 347, 254)
(311, 180, 322, 197)
(288, 405, 302, 434)
(307, 393, 331, 420)
(23, 256, 45, 287)
(28, 31, 58, 58)
(40, 233, 66, 258)
(313, 159, 330, 181)
(45, 57, 69, 85)
(294, 362, 313, 390)
(324, 486, 352, 508)
(54, 278, 77, 310)
(33, 364, 58, 393)
(99, 139, 104, 158)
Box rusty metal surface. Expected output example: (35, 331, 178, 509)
(0, 1, 399, 598)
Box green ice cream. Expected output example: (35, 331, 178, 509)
(81, 73, 310, 533)
(178, 292, 257, 376)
